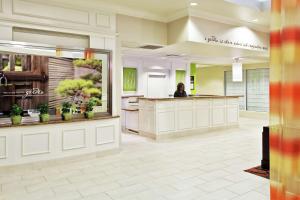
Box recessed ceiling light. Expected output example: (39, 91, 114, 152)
(190, 2, 198, 6)
(252, 19, 258, 22)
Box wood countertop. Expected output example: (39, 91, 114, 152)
(139, 95, 242, 101)
(0, 114, 119, 128)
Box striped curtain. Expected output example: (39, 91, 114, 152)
(270, 0, 300, 199)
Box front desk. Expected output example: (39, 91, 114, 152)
(139, 96, 240, 140)
(0, 116, 120, 166)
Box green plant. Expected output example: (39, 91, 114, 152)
(86, 99, 97, 112)
(38, 103, 49, 115)
(84, 99, 96, 119)
(61, 102, 73, 121)
(10, 104, 23, 116)
(61, 102, 72, 114)
(89, 97, 102, 106)
(10, 104, 23, 125)
(73, 59, 102, 71)
(56, 79, 101, 100)
(38, 103, 50, 123)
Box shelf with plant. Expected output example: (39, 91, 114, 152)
(10, 104, 23, 125)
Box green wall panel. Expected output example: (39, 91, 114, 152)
(190, 63, 197, 95)
(176, 70, 186, 85)
(123, 67, 137, 91)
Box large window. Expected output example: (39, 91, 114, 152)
(0, 41, 112, 124)
(225, 68, 269, 112)
(246, 69, 269, 112)
(225, 71, 246, 110)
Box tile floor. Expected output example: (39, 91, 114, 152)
(0, 117, 270, 200)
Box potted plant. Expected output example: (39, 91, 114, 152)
(90, 97, 102, 112)
(85, 99, 96, 119)
(61, 102, 73, 121)
(38, 103, 50, 123)
(10, 104, 23, 125)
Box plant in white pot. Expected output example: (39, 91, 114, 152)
(10, 104, 23, 125)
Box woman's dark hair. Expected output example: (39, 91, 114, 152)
(177, 82, 185, 91)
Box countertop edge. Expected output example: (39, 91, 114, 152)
(139, 96, 242, 101)
(0, 115, 120, 129)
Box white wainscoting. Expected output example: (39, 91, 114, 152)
(0, 118, 120, 166)
(96, 126, 115, 145)
(0, 136, 6, 159)
(139, 97, 239, 140)
(157, 111, 176, 133)
(22, 132, 50, 156)
(62, 129, 86, 151)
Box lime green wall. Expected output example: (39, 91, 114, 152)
(195, 63, 269, 95)
(123, 67, 137, 91)
(190, 63, 197, 95)
(176, 70, 186, 85)
(196, 67, 225, 96)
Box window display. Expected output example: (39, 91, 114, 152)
(0, 41, 112, 126)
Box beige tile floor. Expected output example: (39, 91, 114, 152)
(0, 117, 270, 200)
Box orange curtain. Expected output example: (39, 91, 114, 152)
(270, 0, 300, 199)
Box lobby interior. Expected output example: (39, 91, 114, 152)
(0, 0, 298, 200)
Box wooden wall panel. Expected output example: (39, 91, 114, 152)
(48, 57, 74, 108)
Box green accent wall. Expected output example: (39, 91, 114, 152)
(123, 67, 137, 91)
(190, 63, 197, 95)
(176, 70, 186, 85)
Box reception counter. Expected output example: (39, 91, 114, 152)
(139, 96, 240, 140)
(0, 116, 120, 166)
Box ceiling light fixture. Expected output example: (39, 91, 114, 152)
(190, 2, 198, 6)
(252, 19, 258, 22)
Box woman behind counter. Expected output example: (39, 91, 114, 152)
(174, 82, 187, 97)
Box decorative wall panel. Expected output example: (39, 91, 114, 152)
(158, 111, 175, 132)
(0, 136, 6, 159)
(22, 133, 50, 156)
(227, 106, 239, 124)
(0, 0, 3, 13)
(96, 13, 110, 28)
(13, 0, 89, 24)
(96, 126, 115, 145)
(212, 107, 225, 126)
(195, 107, 210, 128)
(62, 129, 86, 151)
(178, 110, 193, 130)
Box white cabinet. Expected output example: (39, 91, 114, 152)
(139, 97, 239, 140)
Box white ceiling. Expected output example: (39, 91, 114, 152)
(92, 0, 270, 30)
(122, 41, 269, 65)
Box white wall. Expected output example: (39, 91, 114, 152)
(167, 16, 269, 52)
(122, 56, 189, 97)
(188, 16, 269, 51)
(117, 14, 168, 47)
